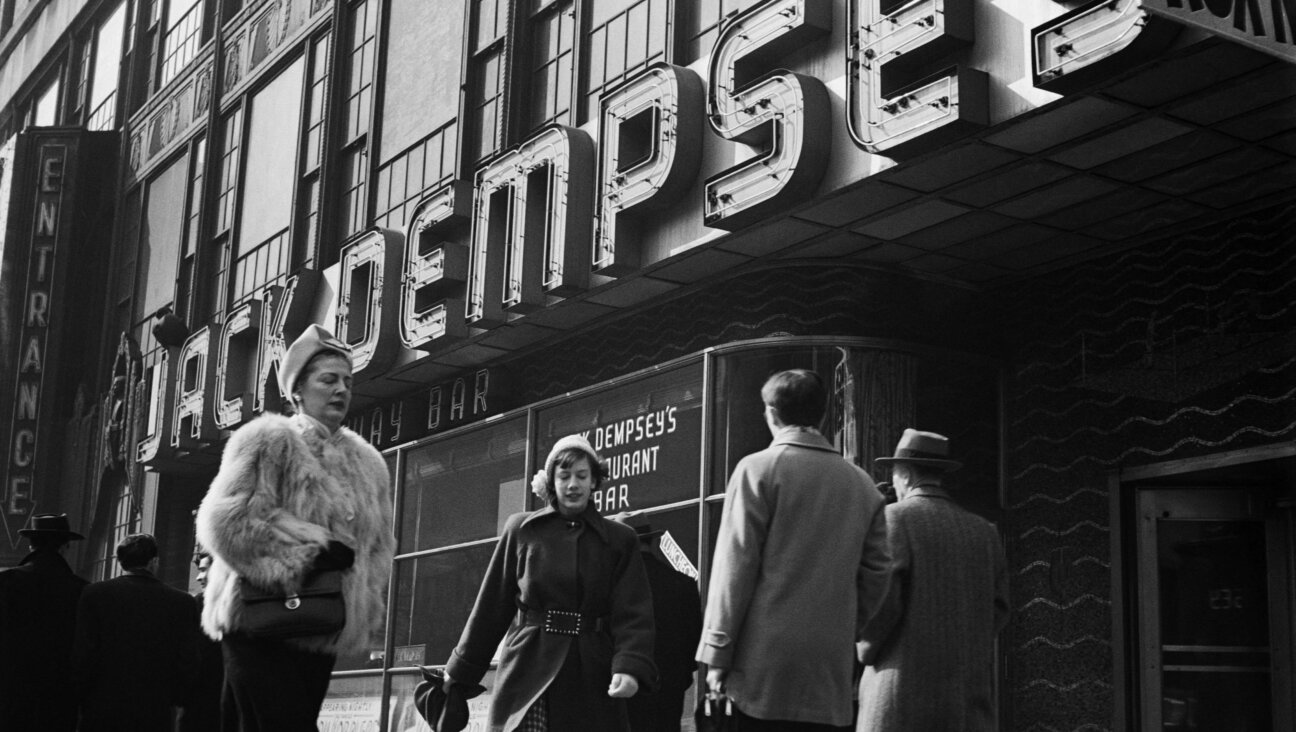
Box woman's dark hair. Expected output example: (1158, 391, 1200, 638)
(760, 369, 826, 427)
(545, 447, 607, 503)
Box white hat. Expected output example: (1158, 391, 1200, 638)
(544, 434, 602, 474)
(278, 324, 352, 399)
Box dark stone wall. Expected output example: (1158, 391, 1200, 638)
(507, 262, 997, 404)
(998, 201, 1296, 730)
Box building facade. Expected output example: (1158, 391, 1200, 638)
(0, 0, 1292, 730)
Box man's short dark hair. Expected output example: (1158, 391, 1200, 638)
(761, 369, 827, 428)
(116, 533, 159, 570)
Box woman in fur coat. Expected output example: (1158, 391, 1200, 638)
(443, 435, 657, 732)
(196, 324, 394, 730)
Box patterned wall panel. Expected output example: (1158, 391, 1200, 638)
(1000, 201, 1296, 731)
(509, 263, 995, 403)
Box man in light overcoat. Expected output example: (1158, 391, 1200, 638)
(698, 369, 890, 730)
(857, 429, 1010, 731)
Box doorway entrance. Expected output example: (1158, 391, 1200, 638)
(1135, 482, 1294, 731)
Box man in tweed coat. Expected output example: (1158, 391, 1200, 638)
(857, 429, 1010, 731)
(698, 370, 890, 730)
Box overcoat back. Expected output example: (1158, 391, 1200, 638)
(72, 572, 200, 732)
(857, 488, 1010, 732)
(0, 549, 88, 732)
(698, 429, 890, 727)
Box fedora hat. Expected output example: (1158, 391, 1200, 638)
(278, 324, 352, 399)
(20, 513, 85, 540)
(875, 429, 962, 472)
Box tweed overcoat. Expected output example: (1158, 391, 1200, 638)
(196, 413, 395, 657)
(857, 486, 1010, 732)
(72, 570, 200, 731)
(0, 548, 88, 731)
(446, 504, 657, 732)
(697, 428, 890, 727)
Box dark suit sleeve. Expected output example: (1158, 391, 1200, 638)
(172, 593, 202, 706)
(609, 533, 656, 686)
(71, 588, 100, 704)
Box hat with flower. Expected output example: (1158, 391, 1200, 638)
(530, 435, 606, 501)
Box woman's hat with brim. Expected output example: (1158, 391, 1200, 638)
(20, 513, 85, 540)
(278, 324, 352, 399)
(544, 434, 603, 474)
(875, 429, 962, 472)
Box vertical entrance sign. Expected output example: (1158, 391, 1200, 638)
(1, 130, 117, 559)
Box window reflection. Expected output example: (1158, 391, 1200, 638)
(400, 416, 528, 553)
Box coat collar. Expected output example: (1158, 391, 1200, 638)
(17, 547, 77, 574)
(905, 485, 953, 501)
(521, 503, 611, 542)
(770, 426, 838, 454)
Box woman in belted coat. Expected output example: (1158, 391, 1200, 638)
(443, 435, 657, 732)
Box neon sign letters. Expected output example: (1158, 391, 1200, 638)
(135, 0, 1168, 459)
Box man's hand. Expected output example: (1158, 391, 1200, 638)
(607, 673, 639, 698)
(706, 667, 729, 695)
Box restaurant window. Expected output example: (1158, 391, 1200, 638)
(377, 337, 999, 729)
(384, 415, 529, 722)
(707, 342, 1002, 533)
(534, 362, 704, 514)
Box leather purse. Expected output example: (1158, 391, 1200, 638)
(238, 569, 346, 639)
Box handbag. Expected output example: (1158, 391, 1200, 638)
(414, 666, 485, 732)
(238, 569, 346, 639)
(694, 691, 739, 732)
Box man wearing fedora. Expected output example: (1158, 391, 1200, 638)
(0, 513, 90, 731)
(857, 429, 1010, 732)
(698, 369, 891, 731)
(72, 533, 200, 732)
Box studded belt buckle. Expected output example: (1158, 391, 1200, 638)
(544, 610, 582, 635)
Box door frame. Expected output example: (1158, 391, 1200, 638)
(1111, 442, 1296, 732)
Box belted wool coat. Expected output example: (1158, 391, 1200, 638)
(196, 413, 395, 657)
(446, 504, 657, 732)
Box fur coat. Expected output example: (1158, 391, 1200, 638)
(196, 413, 395, 656)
